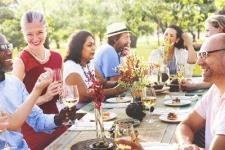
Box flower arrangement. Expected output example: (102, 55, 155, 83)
(117, 53, 149, 98)
(83, 65, 105, 109)
(83, 65, 105, 138)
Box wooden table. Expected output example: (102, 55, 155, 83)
(45, 92, 199, 150)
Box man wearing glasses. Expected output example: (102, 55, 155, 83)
(115, 33, 225, 150)
(176, 33, 225, 150)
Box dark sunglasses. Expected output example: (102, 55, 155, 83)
(197, 48, 225, 59)
(0, 43, 13, 51)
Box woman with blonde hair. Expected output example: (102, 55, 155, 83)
(181, 15, 225, 91)
(12, 10, 66, 150)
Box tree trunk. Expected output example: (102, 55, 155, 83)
(130, 34, 137, 48)
(55, 40, 60, 49)
(44, 36, 50, 49)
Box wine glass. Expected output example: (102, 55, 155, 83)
(176, 63, 185, 80)
(142, 89, 157, 123)
(53, 68, 64, 111)
(114, 123, 136, 149)
(53, 68, 62, 82)
(61, 85, 79, 124)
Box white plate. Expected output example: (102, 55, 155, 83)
(155, 86, 170, 93)
(103, 112, 117, 121)
(82, 112, 117, 122)
(164, 95, 193, 101)
(105, 97, 132, 103)
(164, 100, 192, 107)
(159, 113, 184, 123)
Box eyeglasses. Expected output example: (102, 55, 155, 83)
(0, 43, 13, 51)
(197, 48, 225, 59)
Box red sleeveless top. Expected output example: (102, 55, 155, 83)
(20, 50, 67, 150)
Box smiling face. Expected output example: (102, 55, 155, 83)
(22, 21, 47, 50)
(197, 35, 225, 83)
(82, 36, 95, 62)
(163, 28, 179, 45)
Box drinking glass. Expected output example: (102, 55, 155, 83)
(114, 123, 135, 149)
(61, 85, 79, 124)
(53, 68, 62, 82)
(176, 63, 185, 80)
(142, 89, 157, 124)
(53, 68, 64, 110)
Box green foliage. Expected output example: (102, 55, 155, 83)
(215, 0, 225, 9)
(0, 19, 25, 49)
(0, 0, 220, 52)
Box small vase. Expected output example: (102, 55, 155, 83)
(131, 89, 143, 103)
(94, 106, 104, 138)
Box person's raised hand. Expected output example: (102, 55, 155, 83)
(180, 78, 197, 91)
(44, 81, 62, 102)
(121, 47, 130, 56)
(33, 68, 53, 95)
(182, 33, 193, 48)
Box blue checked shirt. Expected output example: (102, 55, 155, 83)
(0, 75, 57, 150)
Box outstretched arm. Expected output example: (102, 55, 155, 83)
(182, 33, 197, 64)
(7, 70, 53, 131)
(176, 110, 205, 147)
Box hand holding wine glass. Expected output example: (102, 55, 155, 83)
(114, 123, 136, 149)
(61, 85, 79, 124)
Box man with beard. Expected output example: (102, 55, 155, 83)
(176, 33, 225, 150)
(94, 22, 131, 81)
(0, 34, 75, 149)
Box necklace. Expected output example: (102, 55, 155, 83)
(81, 64, 96, 85)
(29, 49, 50, 64)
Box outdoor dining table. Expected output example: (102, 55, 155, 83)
(45, 88, 204, 150)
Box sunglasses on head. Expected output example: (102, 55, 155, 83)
(0, 43, 13, 51)
(197, 48, 225, 59)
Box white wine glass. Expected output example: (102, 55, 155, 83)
(61, 85, 79, 124)
(142, 88, 157, 124)
(114, 123, 136, 149)
(176, 63, 185, 81)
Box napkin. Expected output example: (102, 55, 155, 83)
(68, 121, 113, 131)
(102, 103, 129, 109)
(141, 142, 178, 150)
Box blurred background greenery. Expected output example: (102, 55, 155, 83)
(2, 0, 225, 76)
